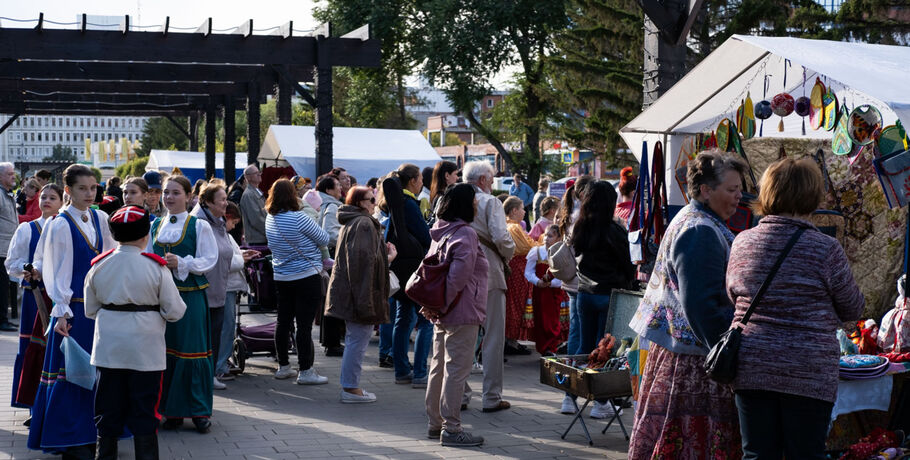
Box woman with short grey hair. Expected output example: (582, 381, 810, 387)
(628, 151, 747, 459)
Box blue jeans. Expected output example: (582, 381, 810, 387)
(393, 296, 433, 380)
(216, 292, 238, 375)
(576, 292, 611, 354)
(379, 297, 415, 359)
(340, 322, 374, 389)
(566, 292, 580, 355)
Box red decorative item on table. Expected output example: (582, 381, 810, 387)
(838, 427, 901, 460)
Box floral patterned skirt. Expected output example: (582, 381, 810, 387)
(629, 344, 743, 460)
(505, 256, 531, 341)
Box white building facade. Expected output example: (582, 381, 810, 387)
(0, 114, 147, 163)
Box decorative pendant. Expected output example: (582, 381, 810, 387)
(169, 216, 178, 224)
(81, 214, 88, 223)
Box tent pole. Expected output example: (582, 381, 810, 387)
(666, 51, 770, 134)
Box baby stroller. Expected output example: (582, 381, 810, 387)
(242, 246, 277, 312)
(231, 252, 294, 374)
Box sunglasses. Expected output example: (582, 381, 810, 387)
(364, 197, 376, 204)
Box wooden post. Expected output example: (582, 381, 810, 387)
(205, 101, 216, 180)
(224, 98, 236, 186)
(247, 81, 261, 165)
(315, 36, 333, 177)
(188, 112, 199, 151)
(277, 67, 292, 125)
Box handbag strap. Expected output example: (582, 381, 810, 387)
(740, 227, 806, 325)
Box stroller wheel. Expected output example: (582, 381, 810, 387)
(232, 337, 247, 374)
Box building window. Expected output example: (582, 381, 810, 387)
(94, 119, 98, 127)
(51, 133, 55, 142)
(38, 133, 42, 141)
(486, 99, 494, 108)
(66, 133, 70, 142)
(38, 118, 42, 127)
(30, 133, 34, 141)
(114, 119, 118, 128)
(51, 118, 55, 127)
(93, 133, 98, 141)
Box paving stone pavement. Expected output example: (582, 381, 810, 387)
(0, 316, 633, 459)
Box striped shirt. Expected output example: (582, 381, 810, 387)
(265, 210, 330, 281)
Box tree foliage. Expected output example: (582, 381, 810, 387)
(411, 0, 568, 185)
(114, 156, 149, 179)
(136, 117, 188, 157)
(548, 0, 643, 166)
(45, 144, 76, 162)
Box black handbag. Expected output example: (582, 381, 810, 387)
(704, 227, 806, 383)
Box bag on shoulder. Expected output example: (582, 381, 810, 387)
(547, 240, 576, 282)
(405, 233, 459, 312)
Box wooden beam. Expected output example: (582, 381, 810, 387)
(81, 14, 87, 33)
(277, 71, 292, 125)
(121, 15, 130, 35)
(224, 98, 236, 185)
(340, 24, 370, 41)
(162, 17, 169, 36)
(247, 81, 260, 165)
(205, 102, 216, 179)
(0, 114, 21, 137)
(0, 79, 248, 95)
(234, 19, 253, 38)
(0, 61, 312, 84)
(2, 93, 246, 106)
(35, 13, 43, 33)
(3, 108, 198, 116)
(0, 29, 381, 68)
(164, 115, 192, 141)
(272, 65, 316, 106)
(275, 21, 293, 39)
(188, 112, 199, 151)
(315, 36, 333, 177)
(0, 101, 202, 112)
(314, 22, 332, 38)
(197, 18, 212, 37)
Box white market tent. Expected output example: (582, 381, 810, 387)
(620, 34, 910, 206)
(258, 125, 443, 182)
(146, 150, 247, 184)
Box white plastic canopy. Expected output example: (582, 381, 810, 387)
(145, 150, 247, 183)
(258, 125, 443, 182)
(620, 35, 910, 205)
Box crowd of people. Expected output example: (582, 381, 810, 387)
(0, 149, 869, 459)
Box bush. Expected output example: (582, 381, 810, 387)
(115, 156, 149, 179)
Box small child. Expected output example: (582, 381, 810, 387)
(84, 206, 187, 460)
(524, 224, 569, 355)
(878, 274, 910, 353)
(529, 196, 559, 242)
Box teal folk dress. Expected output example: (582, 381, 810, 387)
(151, 215, 214, 418)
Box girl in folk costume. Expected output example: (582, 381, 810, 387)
(503, 196, 535, 349)
(148, 175, 218, 433)
(529, 196, 559, 242)
(524, 224, 569, 355)
(28, 165, 117, 458)
(6, 183, 63, 409)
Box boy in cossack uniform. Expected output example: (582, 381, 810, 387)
(84, 206, 187, 460)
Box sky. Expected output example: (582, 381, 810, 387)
(0, 0, 319, 33)
(0, 0, 517, 90)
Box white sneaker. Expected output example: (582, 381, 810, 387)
(560, 394, 576, 414)
(590, 401, 622, 419)
(296, 368, 329, 385)
(340, 390, 377, 404)
(274, 365, 295, 380)
(471, 362, 483, 375)
(213, 377, 226, 390)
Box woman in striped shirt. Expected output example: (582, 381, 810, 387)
(265, 179, 331, 385)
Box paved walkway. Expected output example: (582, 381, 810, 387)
(0, 316, 632, 459)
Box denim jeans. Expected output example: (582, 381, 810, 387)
(393, 296, 433, 380)
(340, 322, 375, 389)
(379, 297, 411, 359)
(216, 292, 238, 375)
(576, 292, 611, 354)
(565, 292, 580, 355)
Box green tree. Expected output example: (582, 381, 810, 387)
(547, 0, 643, 167)
(114, 156, 149, 179)
(136, 117, 188, 157)
(836, 0, 910, 44)
(45, 144, 77, 162)
(314, 0, 418, 129)
(412, 0, 568, 186)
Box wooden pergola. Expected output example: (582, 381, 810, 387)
(0, 15, 381, 184)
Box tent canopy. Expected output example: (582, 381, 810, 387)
(258, 125, 442, 182)
(146, 150, 247, 184)
(620, 35, 910, 205)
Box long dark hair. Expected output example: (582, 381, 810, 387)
(430, 161, 458, 204)
(556, 184, 576, 238)
(438, 183, 475, 223)
(570, 181, 624, 253)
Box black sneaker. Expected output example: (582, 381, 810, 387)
(378, 355, 394, 368)
(427, 428, 441, 439)
(325, 346, 345, 357)
(192, 417, 211, 434)
(441, 430, 484, 447)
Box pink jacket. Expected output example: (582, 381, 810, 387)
(429, 219, 488, 326)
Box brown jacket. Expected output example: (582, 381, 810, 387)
(325, 205, 390, 324)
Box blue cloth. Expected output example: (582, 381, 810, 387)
(378, 297, 416, 359)
(265, 211, 330, 281)
(403, 197, 431, 250)
(216, 292, 237, 375)
(29, 210, 104, 451)
(577, 292, 611, 354)
(11, 220, 42, 408)
(566, 292, 581, 355)
(392, 296, 432, 380)
(509, 181, 534, 208)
